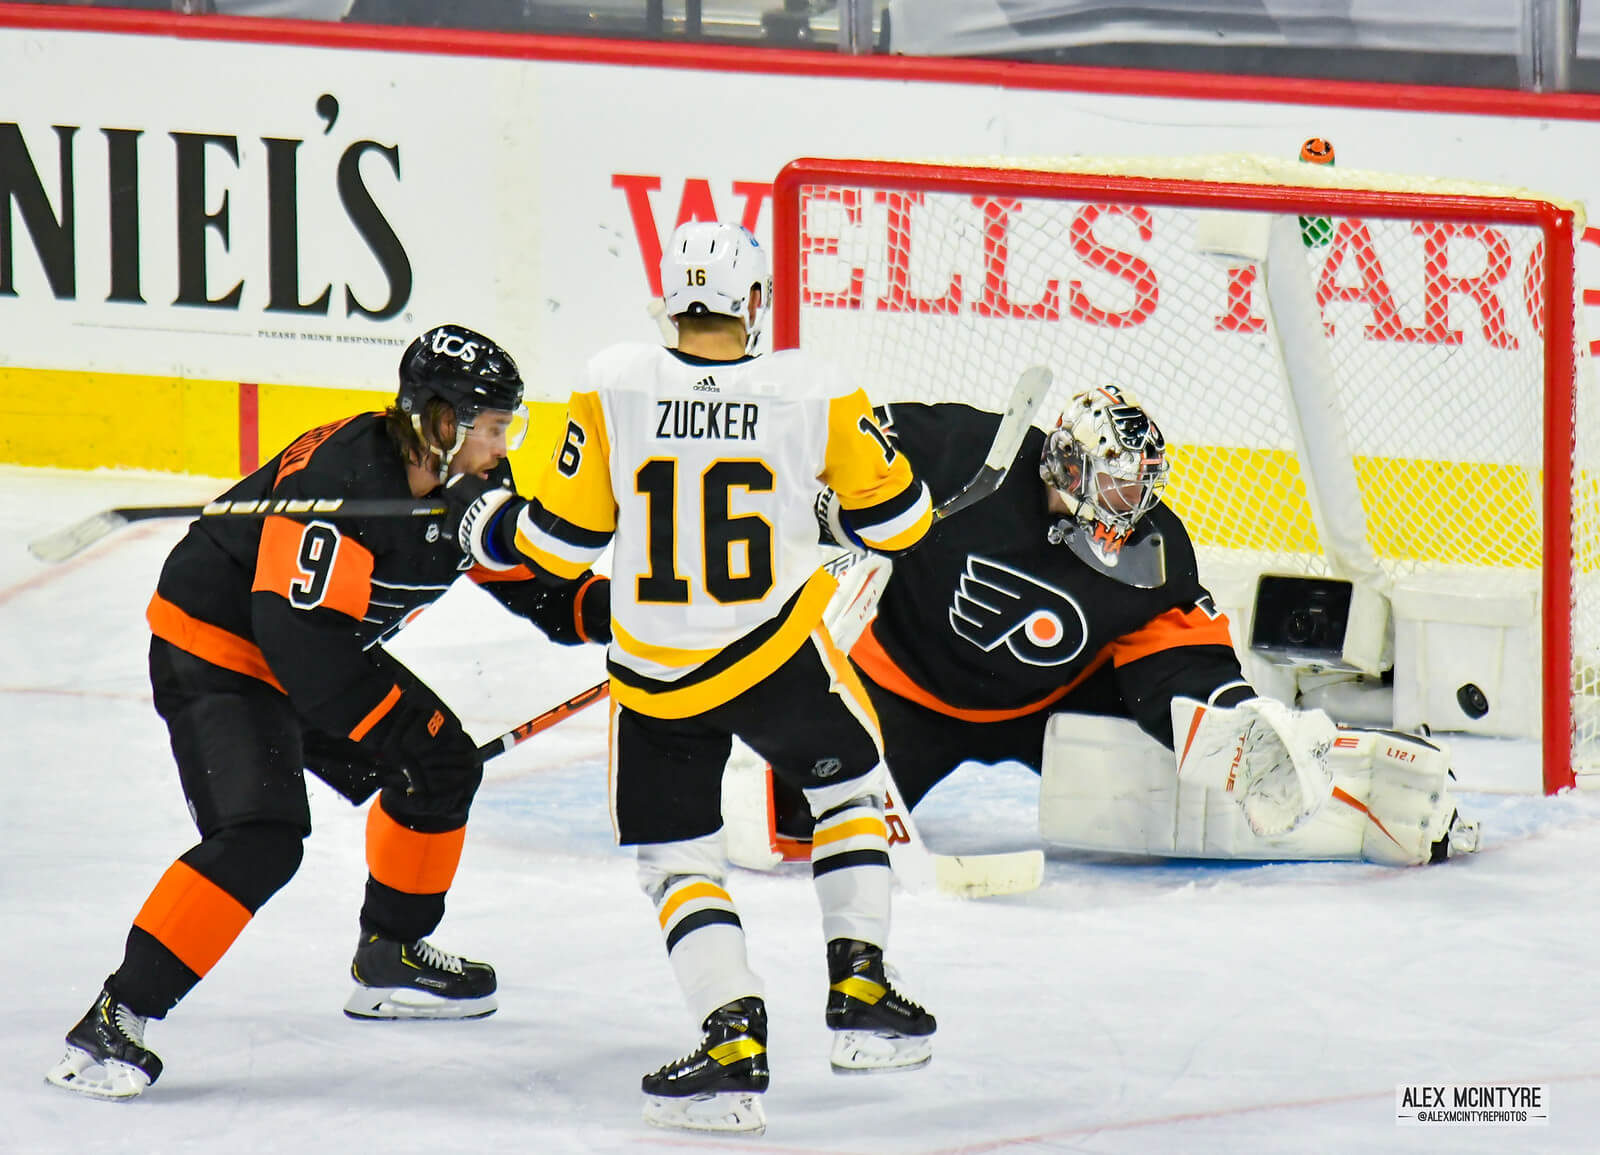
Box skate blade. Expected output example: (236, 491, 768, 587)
(643, 1090, 766, 1135)
(829, 1029, 933, 1074)
(45, 1046, 152, 1100)
(343, 986, 497, 1021)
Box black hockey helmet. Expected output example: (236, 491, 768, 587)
(398, 323, 524, 423)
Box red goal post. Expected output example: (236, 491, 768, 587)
(771, 155, 1591, 795)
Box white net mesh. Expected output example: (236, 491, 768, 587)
(776, 156, 1594, 791)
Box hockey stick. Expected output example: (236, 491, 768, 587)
(476, 679, 609, 761)
(725, 553, 1045, 898)
(829, 556, 1044, 898)
(28, 497, 449, 564)
(932, 364, 1053, 521)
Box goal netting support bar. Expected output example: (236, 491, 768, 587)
(771, 154, 1596, 795)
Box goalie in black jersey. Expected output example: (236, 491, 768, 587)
(46, 324, 610, 1102)
(792, 385, 1479, 870)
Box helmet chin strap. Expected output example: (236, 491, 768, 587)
(412, 414, 468, 484)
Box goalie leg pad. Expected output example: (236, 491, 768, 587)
(1040, 713, 1477, 866)
(1329, 731, 1480, 866)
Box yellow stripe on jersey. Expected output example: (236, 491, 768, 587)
(865, 499, 932, 553)
(609, 569, 839, 719)
(822, 388, 930, 553)
(514, 389, 619, 579)
(511, 508, 605, 581)
(519, 389, 618, 566)
(611, 618, 729, 667)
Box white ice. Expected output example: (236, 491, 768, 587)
(2, 464, 1598, 1154)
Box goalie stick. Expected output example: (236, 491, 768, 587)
(728, 553, 1045, 898)
(932, 364, 1053, 520)
(28, 497, 449, 565)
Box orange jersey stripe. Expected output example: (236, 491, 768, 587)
(1110, 605, 1236, 666)
(146, 592, 285, 693)
(274, 415, 363, 485)
(252, 515, 374, 621)
(468, 562, 540, 583)
(132, 860, 254, 978)
(850, 623, 1108, 722)
(349, 683, 402, 742)
(365, 797, 466, 895)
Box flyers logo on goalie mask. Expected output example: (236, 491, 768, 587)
(949, 556, 1089, 666)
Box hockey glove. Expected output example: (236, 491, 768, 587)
(573, 572, 612, 644)
(443, 473, 521, 570)
(363, 684, 484, 818)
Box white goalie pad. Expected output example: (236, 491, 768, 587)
(1039, 712, 1479, 866)
(1170, 696, 1337, 836)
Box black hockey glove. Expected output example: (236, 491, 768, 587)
(574, 572, 612, 644)
(363, 685, 484, 818)
(443, 472, 522, 569)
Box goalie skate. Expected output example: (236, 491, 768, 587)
(45, 984, 162, 1100)
(826, 940, 936, 1074)
(642, 998, 769, 1135)
(343, 934, 498, 1021)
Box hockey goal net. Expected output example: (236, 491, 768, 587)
(771, 155, 1596, 795)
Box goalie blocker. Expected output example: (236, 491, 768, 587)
(1040, 701, 1480, 866)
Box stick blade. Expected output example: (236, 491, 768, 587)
(983, 364, 1053, 471)
(27, 510, 132, 563)
(934, 850, 1045, 898)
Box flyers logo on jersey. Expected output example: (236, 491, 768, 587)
(949, 556, 1089, 667)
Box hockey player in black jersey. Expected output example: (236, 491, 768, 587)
(46, 324, 610, 1101)
(819, 386, 1255, 805)
(792, 385, 1479, 868)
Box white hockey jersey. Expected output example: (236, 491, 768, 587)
(510, 343, 931, 718)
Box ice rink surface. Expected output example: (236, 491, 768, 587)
(3, 464, 1598, 1154)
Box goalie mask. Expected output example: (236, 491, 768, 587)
(659, 221, 772, 355)
(398, 323, 529, 480)
(1041, 385, 1171, 587)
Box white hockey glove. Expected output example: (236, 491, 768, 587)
(1172, 696, 1337, 837)
(442, 473, 519, 571)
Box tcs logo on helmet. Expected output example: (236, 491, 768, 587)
(431, 332, 479, 363)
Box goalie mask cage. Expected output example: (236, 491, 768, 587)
(770, 155, 1595, 795)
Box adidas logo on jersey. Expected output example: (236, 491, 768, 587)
(949, 556, 1089, 667)
(692, 375, 720, 392)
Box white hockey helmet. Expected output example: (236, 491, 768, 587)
(1040, 384, 1170, 540)
(660, 221, 771, 354)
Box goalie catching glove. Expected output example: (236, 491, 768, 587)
(1171, 696, 1336, 836)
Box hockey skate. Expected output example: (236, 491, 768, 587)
(343, 934, 498, 1020)
(642, 998, 769, 1135)
(45, 983, 163, 1100)
(825, 939, 936, 1073)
